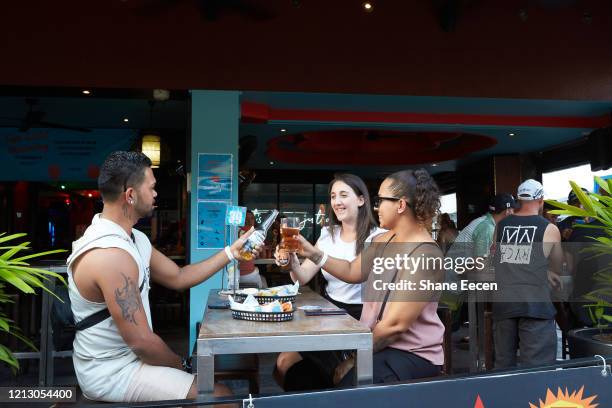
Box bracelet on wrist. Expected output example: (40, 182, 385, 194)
(315, 251, 329, 268)
(224, 246, 235, 262)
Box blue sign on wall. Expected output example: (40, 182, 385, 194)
(197, 201, 227, 249)
(197, 153, 232, 200)
(0, 128, 137, 181)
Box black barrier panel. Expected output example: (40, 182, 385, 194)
(245, 365, 611, 408)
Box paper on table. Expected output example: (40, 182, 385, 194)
(229, 294, 261, 311)
(229, 294, 284, 312)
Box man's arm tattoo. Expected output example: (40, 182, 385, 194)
(114, 273, 142, 325)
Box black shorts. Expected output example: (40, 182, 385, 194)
(339, 348, 441, 386)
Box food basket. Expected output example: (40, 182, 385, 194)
(231, 309, 294, 322)
(232, 293, 296, 304)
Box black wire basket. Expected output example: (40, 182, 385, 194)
(231, 309, 295, 322)
(232, 293, 297, 304)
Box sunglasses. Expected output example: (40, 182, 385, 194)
(373, 195, 402, 210)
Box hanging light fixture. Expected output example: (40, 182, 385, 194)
(141, 100, 161, 168)
(142, 134, 161, 168)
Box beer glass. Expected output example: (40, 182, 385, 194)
(280, 217, 301, 253)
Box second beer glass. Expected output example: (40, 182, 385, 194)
(280, 217, 301, 253)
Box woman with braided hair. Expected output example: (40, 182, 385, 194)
(295, 169, 445, 385)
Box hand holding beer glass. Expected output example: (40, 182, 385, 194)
(280, 217, 301, 252)
(275, 217, 301, 267)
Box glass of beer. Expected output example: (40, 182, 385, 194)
(280, 217, 301, 253)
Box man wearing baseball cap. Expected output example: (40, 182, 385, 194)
(492, 179, 563, 368)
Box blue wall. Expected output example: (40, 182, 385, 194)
(189, 90, 240, 350)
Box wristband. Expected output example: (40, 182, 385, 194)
(224, 246, 235, 262)
(315, 251, 329, 268)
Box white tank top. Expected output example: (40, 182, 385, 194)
(317, 226, 386, 304)
(66, 214, 152, 401)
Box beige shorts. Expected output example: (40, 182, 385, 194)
(123, 362, 195, 402)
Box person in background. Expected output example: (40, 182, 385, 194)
(66, 151, 260, 403)
(443, 193, 518, 338)
(436, 213, 458, 255)
(558, 188, 588, 241)
(492, 179, 563, 368)
(448, 193, 518, 262)
(296, 169, 445, 386)
(273, 173, 384, 391)
(543, 202, 559, 225)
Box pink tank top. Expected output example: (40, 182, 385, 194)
(359, 239, 445, 366)
(360, 301, 444, 366)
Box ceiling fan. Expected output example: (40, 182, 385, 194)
(134, 0, 276, 22)
(0, 98, 92, 133)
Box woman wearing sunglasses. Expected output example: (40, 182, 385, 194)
(295, 169, 445, 386)
(273, 173, 385, 391)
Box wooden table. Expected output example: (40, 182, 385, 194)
(197, 289, 373, 394)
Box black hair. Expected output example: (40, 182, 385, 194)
(98, 151, 152, 202)
(326, 173, 377, 256)
(386, 169, 441, 227)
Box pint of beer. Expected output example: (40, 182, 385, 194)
(280, 217, 301, 253)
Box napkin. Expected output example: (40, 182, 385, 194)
(229, 295, 285, 313)
(229, 294, 261, 312)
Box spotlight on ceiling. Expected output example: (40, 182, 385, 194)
(82, 90, 91, 95)
(363, 2, 373, 12)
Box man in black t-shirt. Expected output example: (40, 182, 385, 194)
(493, 179, 563, 368)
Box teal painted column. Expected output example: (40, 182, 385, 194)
(189, 90, 240, 351)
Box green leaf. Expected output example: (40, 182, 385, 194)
(0, 243, 31, 261)
(602, 315, 612, 323)
(572, 181, 595, 214)
(0, 317, 9, 332)
(0, 344, 19, 369)
(9, 249, 67, 263)
(595, 176, 611, 195)
(0, 233, 26, 244)
(0, 269, 35, 293)
(545, 200, 590, 217)
(5, 327, 37, 350)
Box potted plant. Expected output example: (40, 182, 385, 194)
(546, 177, 612, 358)
(0, 233, 66, 372)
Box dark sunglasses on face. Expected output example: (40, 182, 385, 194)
(373, 195, 401, 209)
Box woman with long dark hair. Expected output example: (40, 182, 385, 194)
(297, 169, 445, 385)
(273, 173, 384, 390)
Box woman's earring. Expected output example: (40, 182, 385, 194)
(129, 199, 134, 204)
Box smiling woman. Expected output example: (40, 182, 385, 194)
(272, 173, 384, 391)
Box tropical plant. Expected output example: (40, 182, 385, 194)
(0, 233, 67, 372)
(545, 176, 612, 330)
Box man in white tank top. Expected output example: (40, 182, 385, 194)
(67, 151, 259, 402)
